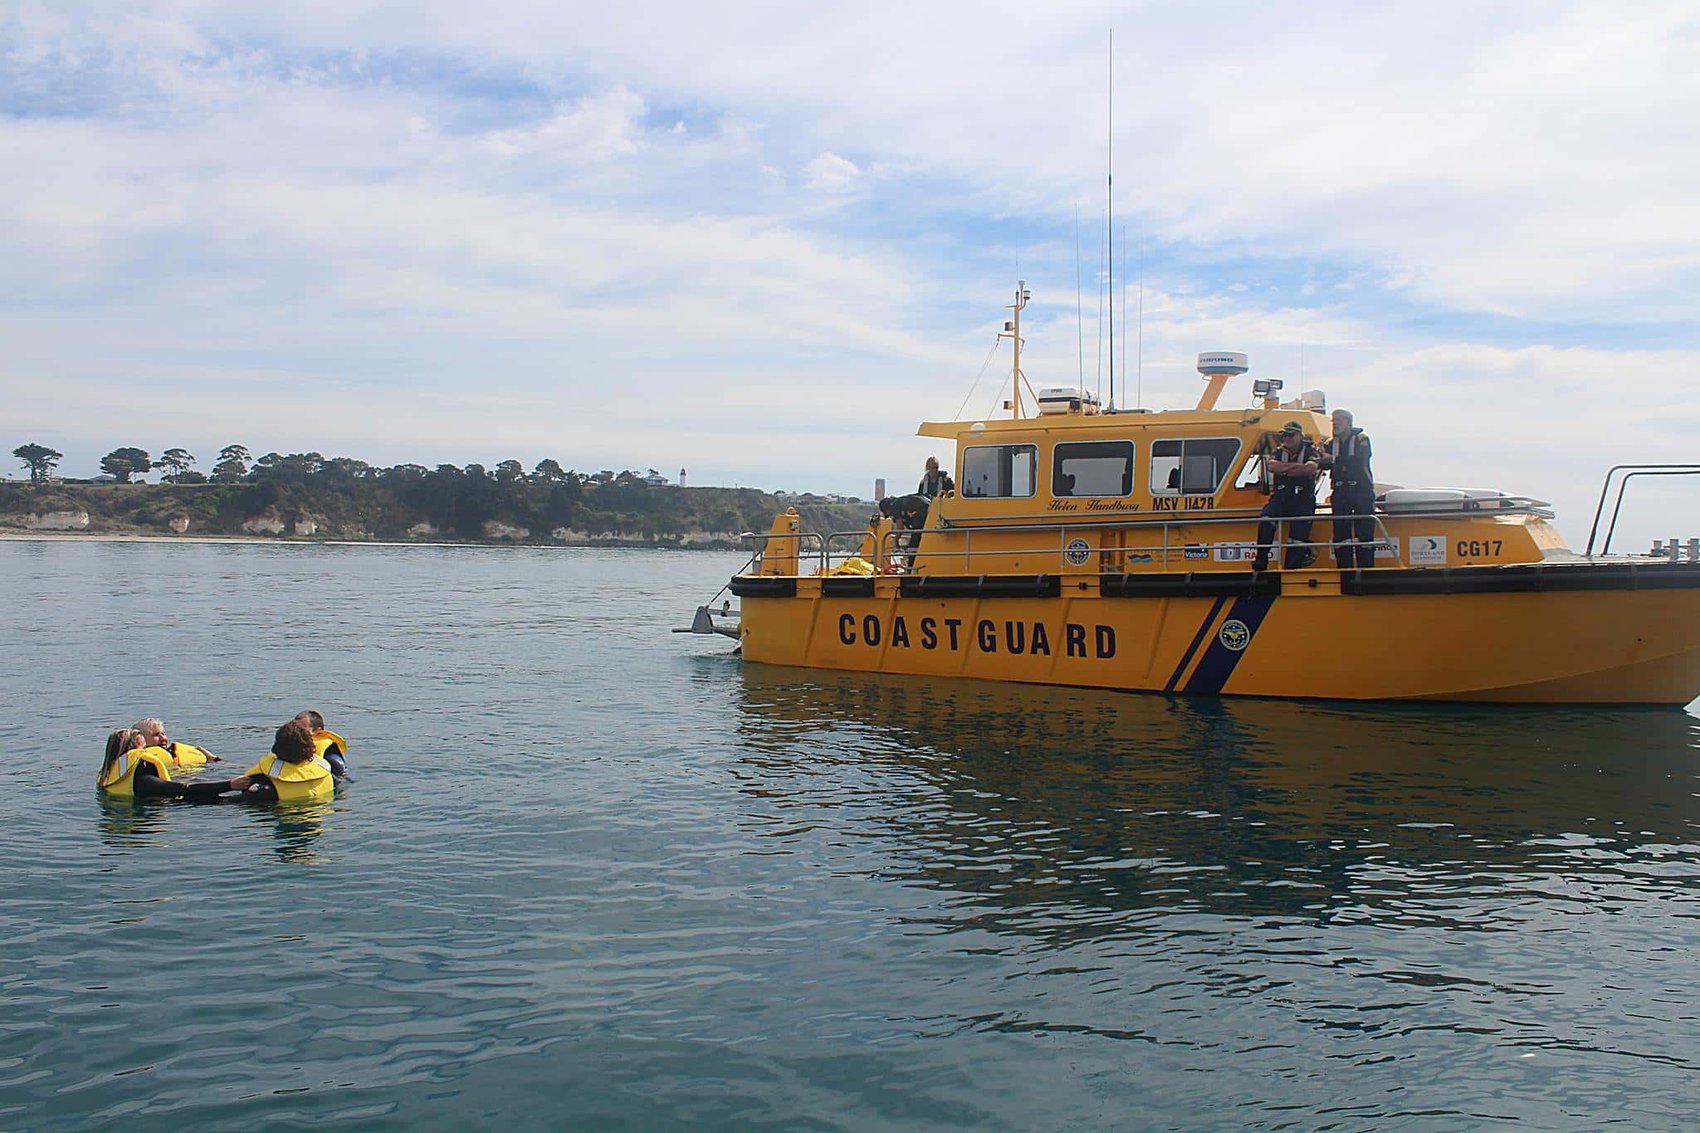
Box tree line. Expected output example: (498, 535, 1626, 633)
(7, 442, 775, 542)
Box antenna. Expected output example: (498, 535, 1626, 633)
(1075, 205, 1084, 389)
(1106, 29, 1114, 411)
(1136, 236, 1144, 409)
(1120, 225, 1128, 409)
(1094, 208, 1105, 402)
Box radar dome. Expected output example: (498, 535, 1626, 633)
(1197, 352, 1249, 377)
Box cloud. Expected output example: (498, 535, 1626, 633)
(2, 1, 1697, 547)
(485, 87, 646, 161)
(802, 151, 859, 193)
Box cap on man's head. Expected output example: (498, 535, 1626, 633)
(1280, 420, 1306, 435)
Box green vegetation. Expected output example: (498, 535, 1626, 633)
(12, 444, 62, 484)
(99, 447, 153, 483)
(1, 446, 869, 546)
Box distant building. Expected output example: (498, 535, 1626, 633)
(874, 477, 886, 500)
(643, 468, 669, 486)
(679, 468, 687, 488)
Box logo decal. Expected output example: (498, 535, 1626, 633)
(1408, 535, 1446, 565)
(1184, 544, 1208, 560)
(1065, 538, 1091, 565)
(1218, 619, 1251, 652)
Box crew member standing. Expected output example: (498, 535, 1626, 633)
(1318, 408, 1376, 569)
(917, 456, 954, 498)
(1252, 422, 1320, 571)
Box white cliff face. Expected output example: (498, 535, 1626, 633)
(23, 510, 91, 531)
(294, 519, 318, 536)
(482, 521, 530, 540)
(168, 515, 190, 534)
(242, 515, 286, 535)
(407, 523, 439, 538)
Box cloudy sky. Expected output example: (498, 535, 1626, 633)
(4, 1, 1697, 546)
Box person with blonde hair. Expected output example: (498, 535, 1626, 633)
(98, 728, 250, 800)
(917, 456, 954, 498)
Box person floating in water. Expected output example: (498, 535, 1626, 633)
(243, 720, 337, 804)
(132, 716, 223, 768)
(293, 709, 349, 779)
(97, 728, 251, 800)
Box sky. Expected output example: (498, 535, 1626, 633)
(3, 0, 1698, 547)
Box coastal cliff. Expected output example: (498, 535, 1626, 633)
(0, 479, 871, 548)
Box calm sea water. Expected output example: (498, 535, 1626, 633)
(3, 540, 1700, 1131)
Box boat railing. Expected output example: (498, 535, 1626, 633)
(833, 511, 1415, 575)
(753, 496, 1563, 577)
(1583, 464, 1700, 556)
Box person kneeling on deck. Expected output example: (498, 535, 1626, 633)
(878, 494, 931, 569)
(1252, 422, 1320, 572)
(1318, 408, 1376, 569)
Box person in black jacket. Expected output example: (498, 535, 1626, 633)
(1318, 408, 1377, 569)
(878, 494, 932, 568)
(1252, 421, 1320, 571)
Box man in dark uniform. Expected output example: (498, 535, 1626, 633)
(1252, 421, 1319, 571)
(879, 494, 932, 568)
(1318, 408, 1377, 569)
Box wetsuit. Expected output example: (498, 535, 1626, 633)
(1321, 429, 1376, 569)
(1254, 440, 1318, 571)
(128, 762, 242, 802)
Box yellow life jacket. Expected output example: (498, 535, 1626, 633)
(97, 747, 173, 797)
(245, 753, 336, 803)
(166, 741, 214, 768)
(312, 730, 348, 759)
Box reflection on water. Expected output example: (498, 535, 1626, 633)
(733, 664, 1700, 937)
(97, 790, 333, 863)
(238, 800, 334, 864)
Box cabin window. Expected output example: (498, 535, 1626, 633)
(1150, 437, 1242, 496)
(1234, 449, 1269, 490)
(961, 443, 1038, 499)
(1052, 441, 1135, 497)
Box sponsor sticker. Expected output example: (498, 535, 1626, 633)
(1214, 542, 1258, 562)
(1218, 619, 1251, 651)
(1408, 535, 1446, 565)
(1183, 544, 1208, 561)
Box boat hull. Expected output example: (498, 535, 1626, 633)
(732, 564, 1700, 706)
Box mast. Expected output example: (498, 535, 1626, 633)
(1106, 30, 1114, 410)
(1001, 280, 1031, 418)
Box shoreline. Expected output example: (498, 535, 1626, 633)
(0, 531, 749, 550)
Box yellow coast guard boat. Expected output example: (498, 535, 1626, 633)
(686, 286, 1700, 705)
